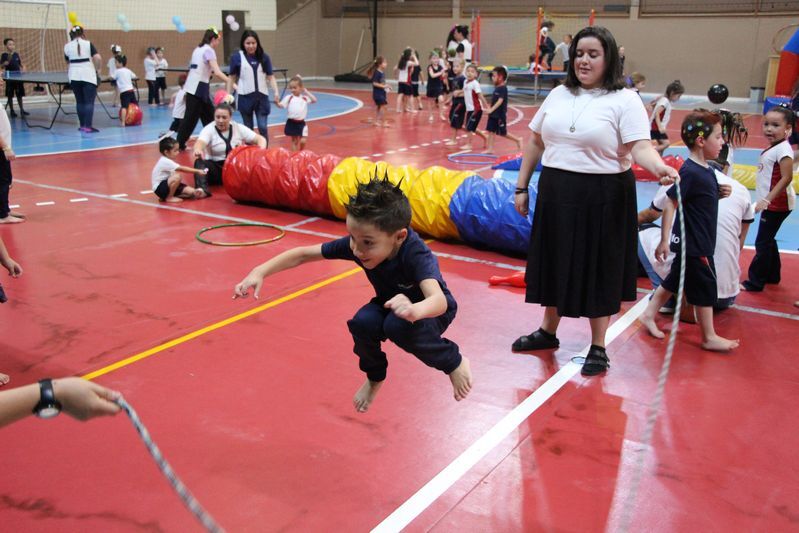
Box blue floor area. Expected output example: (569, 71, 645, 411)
(10, 91, 362, 157)
(497, 166, 799, 251)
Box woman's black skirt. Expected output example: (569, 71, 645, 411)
(525, 166, 638, 318)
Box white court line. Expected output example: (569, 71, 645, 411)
(284, 217, 321, 229)
(372, 153, 383, 157)
(371, 296, 650, 533)
(35, 201, 55, 206)
(410, 145, 419, 149)
(386, 150, 396, 154)
(398, 148, 407, 152)
(140, 190, 152, 194)
(69, 198, 89, 203)
(420, 143, 430, 147)
(9, 204, 19, 209)
(431, 140, 441, 144)
(111, 193, 128, 198)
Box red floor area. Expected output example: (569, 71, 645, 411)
(2, 90, 799, 531)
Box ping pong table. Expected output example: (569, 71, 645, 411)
(160, 66, 290, 98)
(2, 71, 140, 130)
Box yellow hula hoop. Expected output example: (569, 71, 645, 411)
(195, 223, 286, 246)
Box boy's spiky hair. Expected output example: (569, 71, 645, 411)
(346, 173, 411, 233)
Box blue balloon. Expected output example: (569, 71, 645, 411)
(117, 13, 127, 23)
(172, 15, 181, 25)
(177, 24, 186, 33)
(122, 21, 131, 32)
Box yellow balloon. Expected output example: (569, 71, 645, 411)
(68, 11, 78, 24)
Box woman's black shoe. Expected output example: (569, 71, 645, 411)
(581, 346, 610, 376)
(512, 328, 559, 351)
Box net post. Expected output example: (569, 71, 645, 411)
(589, 8, 596, 26)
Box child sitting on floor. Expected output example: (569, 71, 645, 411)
(151, 137, 208, 203)
(234, 176, 473, 412)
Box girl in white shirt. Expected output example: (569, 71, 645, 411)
(649, 79, 684, 155)
(155, 47, 168, 104)
(277, 76, 317, 151)
(143, 47, 159, 105)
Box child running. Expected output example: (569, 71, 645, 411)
(234, 177, 473, 412)
(630, 72, 646, 98)
(368, 56, 390, 127)
(112, 55, 137, 126)
(482, 66, 522, 153)
(741, 105, 795, 292)
(395, 47, 418, 113)
(151, 137, 208, 203)
(425, 51, 447, 122)
(460, 63, 488, 151)
(639, 111, 739, 352)
(649, 79, 684, 155)
(445, 59, 466, 146)
(278, 75, 317, 151)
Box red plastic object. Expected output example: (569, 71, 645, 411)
(121, 103, 143, 125)
(488, 270, 526, 287)
(632, 154, 684, 182)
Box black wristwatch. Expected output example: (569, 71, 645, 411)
(33, 379, 62, 419)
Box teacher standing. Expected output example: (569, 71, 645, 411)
(64, 26, 102, 133)
(512, 26, 678, 376)
(226, 30, 278, 144)
(176, 27, 230, 151)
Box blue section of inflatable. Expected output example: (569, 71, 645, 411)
(450, 175, 535, 254)
(785, 27, 799, 54)
(491, 155, 542, 172)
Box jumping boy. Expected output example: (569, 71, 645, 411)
(460, 63, 489, 151)
(482, 66, 522, 153)
(152, 137, 208, 203)
(234, 177, 473, 412)
(639, 111, 739, 352)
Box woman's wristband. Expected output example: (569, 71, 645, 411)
(514, 187, 528, 195)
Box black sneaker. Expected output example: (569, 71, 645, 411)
(9, 110, 17, 118)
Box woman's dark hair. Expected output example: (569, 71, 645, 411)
(445, 26, 458, 46)
(199, 27, 219, 47)
(398, 47, 413, 70)
(456, 24, 469, 39)
(665, 80, 685, 98)
(214, 102, 234, 116)
(716, 109, 748, 147)
(116, 54, 127, 66)
(564, 26, 626, 93)
(346, 174, 411, 233)
(69, 26, 84, 40)
(240, 30, 264, 59)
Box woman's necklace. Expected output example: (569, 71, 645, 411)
(569, 92, 596, 133)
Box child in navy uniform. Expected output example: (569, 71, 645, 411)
(445, 59, 466, 146)
(277, 75, 316, 151)
(639, 111, 739, 352)
(234, 177, 473, 412)
(1, 38, 28, 117)
(425, 51, 447, 122)
(368, 56, 390, 127)
(483, 66, 522, 153)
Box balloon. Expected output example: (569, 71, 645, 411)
(121, 22, 131, 32)
(117, 13, 126, 23)
(213, 90, 234, 107)
(172, 15, 182, 25)
(225, 14, 235, 24)
(121, 103, 143, 126)
(230, 22, 240, 32)
(68, 11, 78, 24)
(708, 84, 729, 105)
(177, 24, 186, 33)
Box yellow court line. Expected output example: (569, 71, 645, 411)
(82, 266, 363, 381)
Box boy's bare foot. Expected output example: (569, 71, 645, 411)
(194, 189, 208, 199)
(639, 313, 665, 339)
(701, 335, 739, 352)
(444, 140, 458, 146)
(0, 373, 9, 386)
(165, 197, 183, 203)
(9, 211, 25, 219)
(353, 379, 383, 413)
(459, 144, 472, 150)
(449, 356, 472, 401)
(0, 215, 24, 224)
(794, 301, 799, 308)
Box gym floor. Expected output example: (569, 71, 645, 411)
(2, 84, 798, 531)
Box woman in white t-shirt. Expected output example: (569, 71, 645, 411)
(176, 28, 230, 151)
(143, 47, 159, 105)
(64, 26, 102, 132)
(192, 103, 266, 195)
(512, 26, 679, 376)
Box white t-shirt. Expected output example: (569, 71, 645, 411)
(107, 57, 117, 77)
(460, 39, 473, 61)
(0, 107, 11, 149)
(554, 42, 570, 63)
(156, 58, 168, 78)
(463, 79, 482, 112)
(151, 156, 180, 190)
(756, 139, 795, 211)
(64, 38, 97, 85)
(397, 63, 412, 83)
(280, 94, 311, 120)
(647, 172, 755, 298)
(113, 67, 135, 93)
(529, 85, 650, 174)
(650, 96, 672, 131)
(144, 57, 157, 81)
(172, 88, 186, 119)
(197, 122, 257, 161)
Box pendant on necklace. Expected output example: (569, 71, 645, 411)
(569, 126, 575, 133)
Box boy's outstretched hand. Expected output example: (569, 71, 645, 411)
(385, 294, 419, 322)
(233, 273, 264, 300)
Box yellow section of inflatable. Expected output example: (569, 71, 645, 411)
(326, 158, 471, 239)
(733, 164, 799, 192)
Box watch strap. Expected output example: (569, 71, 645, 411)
(33, 378, 62, 416)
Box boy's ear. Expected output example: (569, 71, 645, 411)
(395, 227, 408, 242)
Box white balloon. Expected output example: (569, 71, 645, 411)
(225, 14, 235, 24)
(230, 22, 240, 31)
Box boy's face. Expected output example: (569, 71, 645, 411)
(5, 40, 14, 52)
(491, 72, 505, 86)
(699, 123, 724, 160)
(289, 81, 302, 96)
(465, 66, 477, 80)
(346, 216, 407, 270)
(163, 145, 180, 159)
(453, 63, 463, 75)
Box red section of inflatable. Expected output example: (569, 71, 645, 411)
(632, 154, 684, 182)
(775, 52, 799, 96)
(222, 146, 341, 214)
